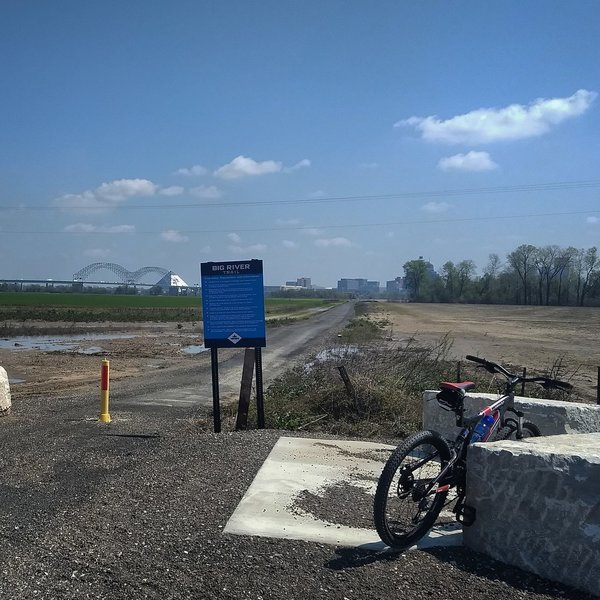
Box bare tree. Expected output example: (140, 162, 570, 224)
(556, 247, 576, 305)
(456, 260, 476, 299)
(507, 244, 537, 305)
(579, 247, 599, 306)
(441, 261, 457, 300)
(534, 245, 561, 305)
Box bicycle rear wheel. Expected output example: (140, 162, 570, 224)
(496, 420, 541, 440)
(373, 430, 452, 549)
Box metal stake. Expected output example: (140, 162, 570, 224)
(211, 347, 221, 433)
(255, 347, 265, 429)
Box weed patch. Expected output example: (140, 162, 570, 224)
(260, 335, 457, 438)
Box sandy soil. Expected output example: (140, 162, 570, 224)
(0, 321, 207, 399)
(375, 303, 600, 402)
(2, 302, 599, 403)
(0, 304, 355, 403)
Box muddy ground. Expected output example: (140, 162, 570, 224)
(1, 321, 204, 400)
(1, 302, 599, 403)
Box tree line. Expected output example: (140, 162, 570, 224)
(402, 245, 600, 306)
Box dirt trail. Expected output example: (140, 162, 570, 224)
(0, 303, 355, 405)
(2, 301, 598, 403)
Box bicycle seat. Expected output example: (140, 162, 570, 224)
(440, 381, 476, 391)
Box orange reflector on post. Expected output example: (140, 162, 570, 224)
(99, 359, 111, 423)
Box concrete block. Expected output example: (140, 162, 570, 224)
(423, 390, 600, 439)
(0, 365, 11, 415)
(464, 433, 600, 598)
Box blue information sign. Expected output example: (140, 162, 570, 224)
(200, 259, 266, 348)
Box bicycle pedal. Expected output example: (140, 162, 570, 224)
(455, 504, 476, 526)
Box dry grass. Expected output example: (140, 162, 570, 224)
(261, 334, 458, 438)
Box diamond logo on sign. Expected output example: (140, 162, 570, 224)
(228, 332, 242, 344)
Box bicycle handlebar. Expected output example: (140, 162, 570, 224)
(465, 355, 573, 392)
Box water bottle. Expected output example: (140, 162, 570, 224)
(470, 414, 495, 444)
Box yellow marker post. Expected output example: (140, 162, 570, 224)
(99, 359, 111, 423)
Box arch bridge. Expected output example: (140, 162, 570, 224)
(73, 262, 169, 284)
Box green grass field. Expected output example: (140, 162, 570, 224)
(0, 292, 337, 323)
(0, 292, 201, 308)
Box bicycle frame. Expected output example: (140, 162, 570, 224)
(411, 391, 518, 524)
(374, 355, 572, 545)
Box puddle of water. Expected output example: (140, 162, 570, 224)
(78, 346, 105, 355)
(0, 333, 133, 353)
(8, 378, 26, 385)
(315, 346, 360, 362)
(305, 345, 361, 372)
(182, 344, 209, 355)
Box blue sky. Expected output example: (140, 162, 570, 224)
(1, 1, 599, 287)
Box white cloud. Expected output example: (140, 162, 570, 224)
(282, 240, 298, 248)
(438, 151, 498, 172)
(308, 190, 328, 199)
(64, 223, 135, 233)
(228, 244, 267, 255)
(190, 185, 223, 199)
(301, 227, 323, 236)
(55, 178, 157, 212)
(161, 229, 189, 243)
(95, 179, 157, 202)
(214, 155, 282, 179)
(386, 231, 395, 238)
(587, 216, 599, 224)
(55, 191, 101, 211)
(84, 248, 111, 258)
(227, 232, 242, 244)
(175, 164, 208, 176)
(314, 237, 352, 248)
(395, 89, 597, 144)
(276, 218, 301, 226)
(159, 185, 185, 196)
(283, 158, 311, 173)
(65, 223, 96, 232)
(421, 202, 451, 213)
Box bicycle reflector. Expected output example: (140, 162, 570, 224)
(436, 387, 465, 411)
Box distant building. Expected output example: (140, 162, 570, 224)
(337, 278, 367, 292)
(155, 271, 190, 295)
(366, 281, 380, 294)
(285, 277, 312, 289)
(280, 285, 305, 292)
(337, 278, 380, 295)
(386, 276, 408, 299)
(418, 256, 438, 279)
(386, 276, 405, 293)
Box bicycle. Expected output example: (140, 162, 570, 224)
(373, 354, 573, 549)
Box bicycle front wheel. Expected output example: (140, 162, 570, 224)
(496, 420, 541, 440)
(373, 430, 452, 549)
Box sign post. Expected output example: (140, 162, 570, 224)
(210, 347, 221, 433)
(201, 260, 267, 432)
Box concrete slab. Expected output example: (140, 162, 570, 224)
(423, 390, 600, 439)
(224, 436, 463, 550)
(465, 433, 600, 598)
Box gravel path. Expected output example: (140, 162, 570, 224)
(0, 392, 596, 600)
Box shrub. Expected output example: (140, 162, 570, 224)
(261, 335, 457, 438)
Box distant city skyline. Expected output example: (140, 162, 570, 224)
(1, 2, 599, 285)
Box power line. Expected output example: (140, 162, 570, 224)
(2, 179, 600, 211)
(6, 208, 600, 235)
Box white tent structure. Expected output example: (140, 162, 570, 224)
(155, 271, 190, 295)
